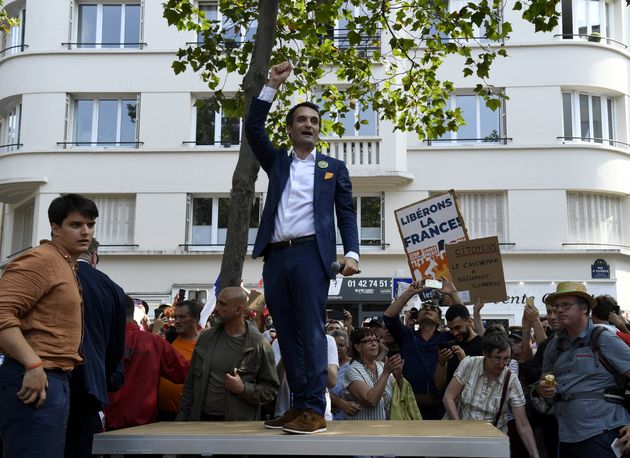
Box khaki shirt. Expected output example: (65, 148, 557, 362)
(0, 240, 83, 371)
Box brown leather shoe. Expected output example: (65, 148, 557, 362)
(263, 407, 304, 429)
(282, 409, 327, 434)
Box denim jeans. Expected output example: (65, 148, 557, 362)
(0, 358, 70, 458)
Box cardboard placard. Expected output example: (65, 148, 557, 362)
(395, 190, 468, 281)
(445, 236, 508, 304)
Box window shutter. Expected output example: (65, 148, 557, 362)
(64, 94, 71, 147)
(90, 195, 136, 245)
(185, 193, 192, 246)
(140, 0, 145, 47)
(68, 0, 74, 43)
(567, 192, 623, 245)
(135, 93, 141, 146)
(458, 192, 508, 243)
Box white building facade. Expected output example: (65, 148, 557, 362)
(1, 0, 629, 325)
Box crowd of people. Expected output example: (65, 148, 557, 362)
(3, 200, 630, 458)
(3, 60, 630, 458)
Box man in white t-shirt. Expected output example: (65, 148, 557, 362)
(272, 335, 339, 420)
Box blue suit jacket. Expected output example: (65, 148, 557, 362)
(245, 97, 359, 278)
(74, 261, 126, 406)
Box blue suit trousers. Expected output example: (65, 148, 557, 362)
(263, 240, 329, 416)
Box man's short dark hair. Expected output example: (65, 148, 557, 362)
(177, 300, 202, 323)
(125, 295, 135, 320)
(445, 303, 470, 322)
(285, 101, 320, 127)
(482, 331, 510, 356)
(48, 194, 98, 226)
(593, 294, 620, 320)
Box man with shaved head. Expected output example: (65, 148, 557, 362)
(176, 287, 279, 422)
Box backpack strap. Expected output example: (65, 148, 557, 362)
(493, 370, 511, 427)
(589, 326, 620, 377)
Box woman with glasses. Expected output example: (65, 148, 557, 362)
(443, 332, 540, 458)
(330, 330, 361, 420)
(342, 327, 404, 421)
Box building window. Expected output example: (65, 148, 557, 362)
(436, 94, 504, 143)
(325, 1, 379, 53)
(88, 195, 136, 246)
(194, 98, 240, 146)
(567, 192, 622, 245)
(1, 8, 26, 56)
(10, 200, 34, 256)
(77, 3, 141, 48)
(562, 91, 614, 145)
(561, 0, 613, 41)
(335, 195, 383, 246)
(448, 0, 490, 39)
(1, 103, 21, 151)
(197, 1, 257, 45)
(188, 195, 261, 250)
(318, 92, 378, 137)
(73, 97, 138, 147)
(457, 192, 508, 243)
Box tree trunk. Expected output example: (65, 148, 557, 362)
(218, 0, 279, 290)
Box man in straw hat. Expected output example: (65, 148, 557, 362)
(537, 281, 630, 457)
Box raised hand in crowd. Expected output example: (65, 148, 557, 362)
(267, 61, 292, 89)
(438, 276, 461, 304)
(385, 354, 404, 385)
(473, 298, 485, 336)
(344, 309, 354, 334)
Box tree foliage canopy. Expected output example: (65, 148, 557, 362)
(0, 1, 20, 34)
(164, 0, 563, 144)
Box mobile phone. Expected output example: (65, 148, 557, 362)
(425, 279, 443, 289)
(418, 288, 440, 302)
(438, 340, 457, 350)
(178, 288, 186, 301)
(330, 309, 345, 321)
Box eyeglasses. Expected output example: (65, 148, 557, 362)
(360, 338, 380, 344)
(489, 356, 511, 365)
(551, 301, 580, 311)
(422, 304, 439, 311)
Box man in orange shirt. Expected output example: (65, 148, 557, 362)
(0, 194, 98, 457)
(158, 300, 202, 419)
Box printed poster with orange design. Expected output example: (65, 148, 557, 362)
(395, 190, 468, 282)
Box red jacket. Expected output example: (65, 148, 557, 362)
(105, 321, 189, 429)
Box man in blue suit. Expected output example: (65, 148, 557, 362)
(65, 239, 126, 457)
(245, 61, 359, 434)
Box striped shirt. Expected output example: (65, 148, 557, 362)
(451, 356, 525, 433)
(343, 360, 395, 420)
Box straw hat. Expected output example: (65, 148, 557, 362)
(544, 281, 596, 308)
(246, 290, 266, 313)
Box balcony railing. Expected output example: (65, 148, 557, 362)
(424, 137, 513, 146)
(56, 141, 144, 148)
(321, 137, 380, 166)
(61, 42, 147, 50)
(0, 143, 22, 151)
(556, 137, 630, 149)
(182, 140, 239, 148)
(0, 44, 28, 57)
(553, 34, 627, 49)
(326, 28, 381, 53)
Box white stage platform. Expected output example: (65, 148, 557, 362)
(93, 420, 509, 457)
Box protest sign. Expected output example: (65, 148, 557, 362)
(445, 236, 508, 304)
(395, 191, 468, 281)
